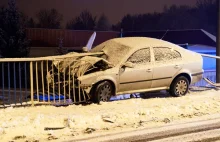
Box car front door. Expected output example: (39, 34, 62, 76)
(118, 48, 153, 93)
(151, 47, 183, 88)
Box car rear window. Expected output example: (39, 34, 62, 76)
(153, 47, 181, 62)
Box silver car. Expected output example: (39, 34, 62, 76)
(48, 37, 204, 103)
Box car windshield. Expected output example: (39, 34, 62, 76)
(91, 40, 131, 66)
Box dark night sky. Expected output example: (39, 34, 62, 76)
(0, 0, 197, 26)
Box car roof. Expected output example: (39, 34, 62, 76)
(109, 37, 180, 50)
(91, 37, 183, 53)
(91, 37, 195, 66)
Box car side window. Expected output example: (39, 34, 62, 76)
(153, 47, 181, 62)
(127, 48, 151, 65)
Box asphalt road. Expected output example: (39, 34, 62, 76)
(71, 117, 220, 142)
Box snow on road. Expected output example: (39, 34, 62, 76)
(1, 89, 220, 142)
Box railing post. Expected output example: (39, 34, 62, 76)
(30, 61, 34, 106)
(217, 0, 220, 83)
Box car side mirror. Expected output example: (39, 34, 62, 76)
(122, 62, 134, 68)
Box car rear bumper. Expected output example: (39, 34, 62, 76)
(191, 71, 204, 84)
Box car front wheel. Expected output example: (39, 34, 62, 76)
(92, 81, 113, 103)
(170, 76, 189, 97)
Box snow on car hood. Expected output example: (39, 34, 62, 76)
(51, 52, 114, 78)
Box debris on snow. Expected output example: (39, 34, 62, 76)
(44, 127, 65, 131)
(13, 135, 26, 140)
(47, 135, 58, 140)
(102, 118, 115, 123)
(84, 128, 96, 134)
(162, 118, 171, 123)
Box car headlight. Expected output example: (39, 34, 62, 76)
(80, 84, 92, 89)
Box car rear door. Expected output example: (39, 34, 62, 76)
(151, 47, 183, 88)
(119, 48, 153, 93)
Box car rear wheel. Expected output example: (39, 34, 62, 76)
(170, 76, 189, 97)
(92, 81, 113, 103)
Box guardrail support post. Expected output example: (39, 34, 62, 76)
(217, 0, 220, 83)
(30, 61, 34, 106)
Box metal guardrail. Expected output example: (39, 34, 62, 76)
(0, 61, 31, 107)
(0, 54, 217, 107)
(0, 54, 99, 107)
(1, 61, 30, 107)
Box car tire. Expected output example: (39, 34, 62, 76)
(92, 81, 113, 103)
(170, 76, 189, 97)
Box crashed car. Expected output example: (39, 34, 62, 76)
(47, 37, 203, 103)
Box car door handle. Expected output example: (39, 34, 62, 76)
(146, 69, 152, 72)
(174, 65, 180, 69)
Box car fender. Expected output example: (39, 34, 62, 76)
(169, 69, 192, 86)
(93, 75, 118, 94)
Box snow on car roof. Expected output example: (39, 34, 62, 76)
(111, 37, 178, 49)
(92, 37, 181, 53)
(91, 37, 188, 66)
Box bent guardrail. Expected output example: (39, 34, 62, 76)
(0, 54, 97, 107)
(0, 55, 217, 107)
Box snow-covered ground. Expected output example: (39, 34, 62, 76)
(1, 89, 220, 142)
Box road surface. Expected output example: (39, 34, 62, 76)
(72, 117, 220, 142)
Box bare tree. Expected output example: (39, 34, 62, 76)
(96, 14, 111, 31)
(159, 5, 199, 30)
(26, 18, 36, 28)
(113, 2, 213, 32)
(36, 8, 63, 29)
(66, 10, 96, 30)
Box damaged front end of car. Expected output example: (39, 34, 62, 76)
(46, 52, 113, 103)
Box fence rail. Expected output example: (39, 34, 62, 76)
(0, 53, 101, 107)
(0, 55, 217, 107)
(0, 62, 30, 106)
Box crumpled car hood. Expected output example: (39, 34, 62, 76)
(49, 52, 114, 79)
